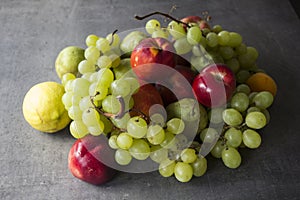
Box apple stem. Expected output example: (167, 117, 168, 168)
(90, 94, 126, 119)
(134, 11, 191, 28)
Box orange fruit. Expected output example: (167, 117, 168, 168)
(246, 72, 277, 96)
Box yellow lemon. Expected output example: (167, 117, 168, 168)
(22, 81, 71, 133)
(55, 46, 84, 79)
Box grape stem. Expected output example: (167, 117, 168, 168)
(90, 93, 126, 119)
(134, 11, 191, 28)
(109, 29, 118, 46)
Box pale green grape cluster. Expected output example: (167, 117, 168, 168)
(206, 83, 274, 168)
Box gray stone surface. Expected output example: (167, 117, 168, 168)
(1, 0, 300, 199)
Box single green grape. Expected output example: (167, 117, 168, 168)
(243, 129, 261, 149)
(245, 111, 267, 129)
(221, 147, 241, 169)
(69, 120, 89, 139)
(68, 105, 83, 121)
(88, 122, 104, 136)
(187, 26, 202, 45)
(206, 32, 218, 47)
(236, 84, 251, 95)
(108, 135, 119, 149)
(167, 20, 186, 39)
(61, 73, 76, 86)
(85, 34, 99, 47)
(200, 128, 218, 143)
(159, 159, 176, 177)
(96, 37, 111, 53)
(231, 92, 250, 112)
(115, 149, 132, 165)
(222, 108, 244, 126)
(191, 157, 207, 177)
(210, 140, 226, 158)
(117, 132, 133, 150)
(84, 46, 100, 63)
(129, 139, 150, 160)
(217, 30, 230, 46)
(253, 91, 274, 109)
(228, 32, 243, 47)
(82, 108, 100, 126)
(224, 127, 243, 148)
(102, 95, 121, 114)
(146, 124, 165, 145)
(180, 148, 197, 164)
(174, 162, 193, 182)
(145, 19, 161, 34)
(166, 118, 185, 135)
(174, 37, 193, 55)
(150, 145, 168, 163)
(127, 116, 148, 139)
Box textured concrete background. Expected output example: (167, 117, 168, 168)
(1, 0, 300, 199)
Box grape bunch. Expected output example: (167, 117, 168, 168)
(58, 12, 276, 183)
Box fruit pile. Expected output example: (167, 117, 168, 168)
(22, 12, 277, 184)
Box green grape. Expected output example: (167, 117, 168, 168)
(61, 73, 76, 86)
(253, 91, 274, 109)
(192, 45, 204, 57)
(245, 111, 266, 129)
(78, 59, 95, 74)
(110, 79, 131, 97)
(235, 43, 247, 55)
(243, 129, 261, 149)
(248, 92, 258, 104)
(89, 82, 108, 101)
(110, 113, 130, 129)
(108, 53, 121, 68)
(228, 32, 243, 47)
(150, 145, 168, 163)
(221, 147, 241, 169)
(113, 59, 131, 79)
(225, 58, 240, 73)
(231, 92, 250, 112)
(85, 34, 99, 47)
(206, 32, 218, 47)
(217, 30, 230, 46)
(180, 148, 197, 164)
(97, 68, 114, 87)
(97, 55, 112, 68)
(124, 77, 140, 94)
(71, 94, 82, 106)
(236, 70, 251, 83)
(127, 116, 148, 139)
(115, 149, 132, 165)
(175, 134, 189, 149)
(159, 159, 176, 177)
(96, 37, 111, 53)
(238, 51, 256, 69)
(208, 108, 224, 124)
(236, 84, 251, 95)
(247, 106, 261, 114)
(222, 108, 243, 126)
(106, 33, 120, 47)
(200, 128, 218, 143)
(117, 132, 133, 150)
(129, 139, 150, 160)
(174, 37, 192, 55)
(62, 92, 73, 110)
(102, 95, 121, 114)
(88, 122, 104, 136)
(89, 71, 98, 82)
(212, 24, 222, 33)
(145, 19, 161, 34)
(160, 131, 176, 149)
(166, 118, 185, 135)
(167, 21, 186, 39)
(147, 125, 165, 145)
(246, 46, 259, 61)
(261, 109, 270, 124)
(79, 96, 93, 111)
(149, 113, 166, 127)
(219, 46, 235, 60)
(64, 79, 74, 92)
(81, 72, 93, 81)
(174, 162, 193, 182)
(69, 120, 89, 139)
(224, 127, 243, 148)
(72, 78, 90, 97)
(152, 29, 169, 39)
(190, 55, 210, 72)
(82, 108, 100, 126)
(108, 135, 119, 149)
(191, 157, 207, 177)
(210, 140, 225, 158)
(84, 46, 100, 63)
(187, 26, 202, 45)
(68, 105, 82, 121)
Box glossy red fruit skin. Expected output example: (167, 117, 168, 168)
(181, 16, 210, 30)
(68, 134, 116, 185)
(130, 37, 176, 81)
(192, 64, 236, 108)
(131, 83, 164, 118)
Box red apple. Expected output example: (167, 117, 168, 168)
(157, 65, 197, 106)
(181, 16, 210, 30)
(68, 134, 117, 185)
(131, 83, 164, 118)
(192, 64, 236, 108)
(130, 37, 176, 81)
